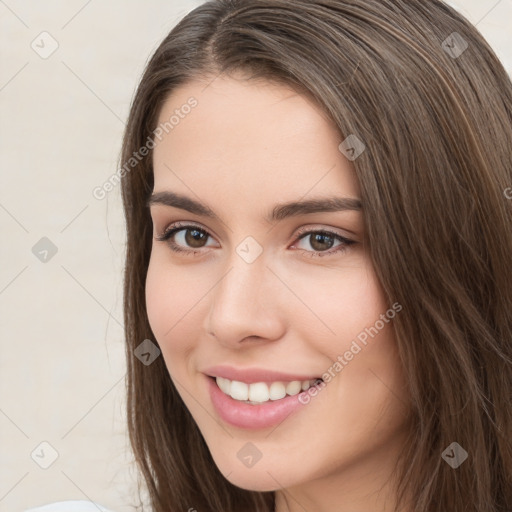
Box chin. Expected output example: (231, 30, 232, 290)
(222, 470, 283, 492)
(210, 452, 303, 492)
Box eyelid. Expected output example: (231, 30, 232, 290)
(156, 220, 215, 239)
(156, 221, 353, 240)
(293, 224, 354, 240)
(155, 221, 356, 257)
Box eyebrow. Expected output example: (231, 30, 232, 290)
(147, 191, 362, 223)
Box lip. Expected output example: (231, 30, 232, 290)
(206, 375, 311, 429)
(203, 365, 321, 384)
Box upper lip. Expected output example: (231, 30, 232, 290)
(203, 365, 322, 384)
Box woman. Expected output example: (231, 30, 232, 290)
(120, 0, 512, 511)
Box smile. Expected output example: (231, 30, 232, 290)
(215, 376, 321, 404)
(206, 374, 325, 429)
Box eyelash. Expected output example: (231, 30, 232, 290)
(155, 221, 356, 258)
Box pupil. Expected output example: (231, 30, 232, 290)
(181, 230, 335, 251)
(311, 233, 333, 251)
(186, 229, 207, 248)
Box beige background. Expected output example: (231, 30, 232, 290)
(0, 1, 511, 511)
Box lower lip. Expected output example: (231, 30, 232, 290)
(207, 376, 309, 430)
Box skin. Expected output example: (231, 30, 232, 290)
(146, 72, 411, 512)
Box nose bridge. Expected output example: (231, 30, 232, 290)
(213, 251, 268, 319)
(206, 246, 284, 344)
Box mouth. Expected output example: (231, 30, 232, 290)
(202, 365, 326, 428)
(206, 374, 325, 429)
(210, 376, 323, 405)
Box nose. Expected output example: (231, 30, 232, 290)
(204, 254, 286, 348)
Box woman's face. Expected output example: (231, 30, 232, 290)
(146, 74, 410, 508)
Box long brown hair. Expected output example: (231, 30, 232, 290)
(120, 1, 512, 510)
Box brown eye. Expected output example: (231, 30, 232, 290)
(308, 233, 336, 252)
(184, 228, 209, 248)
(155, 223, 218, 255)
(293, 229, 356, 258)
(155, 223, 355, 258)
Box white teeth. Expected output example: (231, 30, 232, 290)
(286, 380, 302, 396)
(269, 382, 286, 400)
(216, 376, 231, 395)
(215, 377, 320, 403)
(229, 380, 248, 401)
(248, 382, 270, 403)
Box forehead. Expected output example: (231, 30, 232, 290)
(152, 74, 360, 208)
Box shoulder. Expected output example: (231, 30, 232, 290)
(25, 501, 114, 512)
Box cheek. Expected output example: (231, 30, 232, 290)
(145, 254, 205, 364)
(287, 257, 390, 357)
